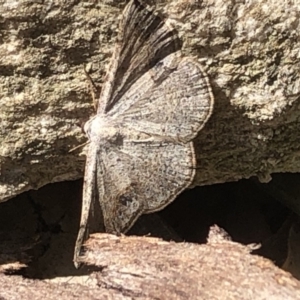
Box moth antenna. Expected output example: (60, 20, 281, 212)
(69, 141, 90, 153)
(83, 64, 98, 111)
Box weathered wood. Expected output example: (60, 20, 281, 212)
(2, 232, 300, 300)
(283, 219, 300, 279)
(0, 272, 121, 300)
(79, 233, 300, 299)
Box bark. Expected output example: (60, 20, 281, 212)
(1, 0, 300, 202)
(80, 233, 300, 299)
(283, 219, 300, 280)
(1, 233, 300, 300)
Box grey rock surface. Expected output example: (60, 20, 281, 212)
(1, 0, 300, 201)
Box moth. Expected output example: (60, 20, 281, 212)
(74, 0, 214, 266)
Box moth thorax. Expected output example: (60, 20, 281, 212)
(84, 116, 119, 142)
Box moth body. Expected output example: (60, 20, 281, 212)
(84, 115, 120, 145)
(73, 0, 213, 267)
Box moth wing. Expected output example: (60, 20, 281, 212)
(98, 0, 181, 114)
(74, 147, 104, 267)
(109, 57, 214, 143)
(99, 138, 195, 234)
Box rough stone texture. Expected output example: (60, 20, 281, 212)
(1, 0, 300, 201)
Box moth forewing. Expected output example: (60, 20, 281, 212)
(74, 0, 213, 267)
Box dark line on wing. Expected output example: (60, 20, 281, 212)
(104, 0, 182, 113)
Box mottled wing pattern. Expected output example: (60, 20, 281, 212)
(99, 138, 195, 234)
(98, 0, 181, 114)
(74, 0, 214, 267)
(108, 56, 213, 143)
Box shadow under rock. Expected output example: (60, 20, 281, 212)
(0, 175, 294, 280)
